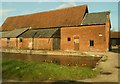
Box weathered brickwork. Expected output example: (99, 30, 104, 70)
(0, 38, 7, 48)
(34, 38, 53, 50)
(61, 25, 109, 52)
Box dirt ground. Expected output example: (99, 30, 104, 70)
(80, 49, 119, 83)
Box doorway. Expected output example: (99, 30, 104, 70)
(53, 38, 60, 50)
(74, 37, 79, 50)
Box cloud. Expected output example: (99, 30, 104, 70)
(56, 0, 76, 9)
(56, 3, 76, 9)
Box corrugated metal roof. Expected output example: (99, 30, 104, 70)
(9, 28, 29, 37)
(19, 28, 59, 38)
(2, 5, 88, 31)
(2, 28, 29, 38)
(2, 31, 12, 38)
(19, 30, 37, 38)
(81, 11, 110, 25)
(110, 32, 120, 38)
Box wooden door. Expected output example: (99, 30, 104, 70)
(74, 37, 79, 50)
(53, 38, 60, 50)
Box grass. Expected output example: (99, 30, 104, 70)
(2, 58, 100, 82)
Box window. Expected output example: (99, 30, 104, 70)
(90, 40, 94, 46)
(20, 38, 23, 42)
(67, 37, 71, 41)
(7, 38, 10, 40)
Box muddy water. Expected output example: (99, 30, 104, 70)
(2, 53, 101, 68)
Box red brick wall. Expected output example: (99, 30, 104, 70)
(21, 38, 33, 49)
(61, 25, 108, 52)
(105, 16, 111, 51)
(34, 38, 53, 50)
(0, 38, 7, 48)
(0, 38, 17, 48)
(8, 38, 17, 48)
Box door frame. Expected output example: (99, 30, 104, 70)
(73, 36, 79, 50)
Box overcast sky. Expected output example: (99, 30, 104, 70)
(0, 2, 119, 31)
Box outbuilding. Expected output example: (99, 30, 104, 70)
(18, 28, 60, 50)
(1, 4, 111, 52)
(1, 28, 28, 48)
(110, 32, 120, 48)
(60, 12, 111, 52)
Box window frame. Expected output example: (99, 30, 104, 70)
(90, 40, 94, 46)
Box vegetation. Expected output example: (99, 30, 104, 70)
(2, 58, 100, 81)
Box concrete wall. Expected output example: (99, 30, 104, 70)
(34, 38, 53, 50)
(61, 25, 108, 52)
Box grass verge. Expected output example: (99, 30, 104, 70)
(2, 58, 100, 81)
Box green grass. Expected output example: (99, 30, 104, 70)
(2, 58, 100, 81)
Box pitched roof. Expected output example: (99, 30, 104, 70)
(2, 31, 12, 38)
(19, 30, 37, 38)
(81, 11, 110, 25)
(110, 32, 120, 38)
(2, 5, 88, 31)
(19, 28, 59, 38)
(2, 28, 28, 38)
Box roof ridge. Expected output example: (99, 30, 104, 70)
(7, 4, 87, 18)
(2, 4, 88, 31)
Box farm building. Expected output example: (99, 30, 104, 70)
(18, 28, 60, 50)
(0, 4, 111, 52)
(1, 28, 29, 48)
(110, 32, 120, 48)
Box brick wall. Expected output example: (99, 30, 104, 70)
(21, 38, 33, 49)
(34, 38, 53, 50)
(8, 38, 17, 48)
(0, 38, 7, 48)
(105, 16, 111, 51)
(61, 25, 108, 52)
(0, 38, 17, 48)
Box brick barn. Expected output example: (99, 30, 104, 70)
(110, 32, 120, 48)
(1, 4, 111, 52)
(61, 12, 111, 52)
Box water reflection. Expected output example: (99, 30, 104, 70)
(2, 52, 101, 68)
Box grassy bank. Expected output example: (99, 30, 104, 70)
(2, 58, 100, 81)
